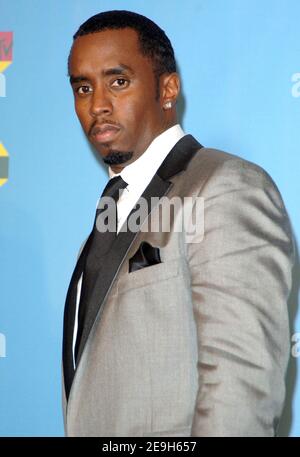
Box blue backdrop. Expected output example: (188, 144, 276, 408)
(0, 0, 299, 436)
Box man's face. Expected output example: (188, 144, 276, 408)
(69, 28, 169, 172)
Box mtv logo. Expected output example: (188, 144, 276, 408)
(0, 32, 13, 73)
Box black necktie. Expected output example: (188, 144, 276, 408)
(75, 175, 128, 361)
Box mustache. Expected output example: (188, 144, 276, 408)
(88, 119, 121, 137)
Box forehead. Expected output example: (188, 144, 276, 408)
(69, 28, 150, 74)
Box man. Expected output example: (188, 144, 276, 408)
(63, 10, 294, 437)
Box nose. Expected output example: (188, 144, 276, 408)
(90, 85, 113, 117)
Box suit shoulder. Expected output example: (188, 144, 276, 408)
(183, 145, 290, 217)
(189, 146, 278, 190)
(189, 145, 295, 261)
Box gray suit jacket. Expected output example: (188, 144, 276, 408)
(62, 135, 294, 437)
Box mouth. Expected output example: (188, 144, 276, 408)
(90, 123, 121, 144)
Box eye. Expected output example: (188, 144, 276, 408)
(76, 85, 92, 95)
(111, 78, 129, 88)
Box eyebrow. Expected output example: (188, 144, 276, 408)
(69, 64, 134, 84)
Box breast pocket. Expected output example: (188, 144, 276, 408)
(117, 257, 187, 293)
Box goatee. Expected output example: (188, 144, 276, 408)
(103, 150, 133, 165)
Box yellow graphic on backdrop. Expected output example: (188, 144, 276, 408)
(0, 61, 11, 72)
(0, 143, 9, 186)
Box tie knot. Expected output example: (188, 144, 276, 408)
(101, 175, 128, 202)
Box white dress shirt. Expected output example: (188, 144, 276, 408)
(109, 124, 185, 232)
(73, 124, 186, 366)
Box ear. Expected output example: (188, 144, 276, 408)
(160, 73, 180, 109)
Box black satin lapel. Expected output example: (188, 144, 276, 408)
(62, 232, 93, 399)
(157, 134, 203, 181)
(75, 174, 172, 366)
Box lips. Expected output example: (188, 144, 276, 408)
(91, 123, 121, 143)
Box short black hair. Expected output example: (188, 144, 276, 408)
(69, 10, 177, 85)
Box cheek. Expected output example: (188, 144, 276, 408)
(118, 97, 157, 131)
(75, 102, 89, 129)
(117, 98, 141, 120)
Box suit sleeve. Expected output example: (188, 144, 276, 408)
(186, 158, 294, 436)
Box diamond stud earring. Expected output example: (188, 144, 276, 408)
(164, 101, 172, 109)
